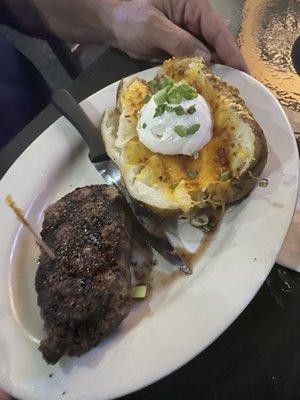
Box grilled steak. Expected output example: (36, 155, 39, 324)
(35, 185, 132, 364)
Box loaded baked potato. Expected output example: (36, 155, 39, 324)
(101, 57, 267, 216)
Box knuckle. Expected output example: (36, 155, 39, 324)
(172, 41, 184, 55)
(172, 32, 190, 54)
(139, 8, 158, 29)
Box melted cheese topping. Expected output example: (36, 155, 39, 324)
(119, 81, 150, 121)
(119, 63, 254, 211)
(124, 133, 230, 211)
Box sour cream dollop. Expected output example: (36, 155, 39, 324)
(137, 93, 213, 156)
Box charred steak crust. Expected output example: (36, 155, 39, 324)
(35, 185, 132, 364)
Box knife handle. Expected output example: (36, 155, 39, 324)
(52, 89, 108, 163)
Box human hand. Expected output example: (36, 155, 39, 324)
(0, 390, 11, 400)
(112, 0, 248, 72)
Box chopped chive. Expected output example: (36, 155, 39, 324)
(176, 85, 189, 96)
(187, 105, 196, 114)
(185, 92, 198, 100)
(149, 79, 159, 90)
(174, 125, 187, 137)
(158, 76, 174, 89)
(165, 105, 173, 112)
(190, 213, 209, 227)
(164, 84, 173, 93)
(167, 91, 182, 104)
(220, 170, 230, 182)
(259, 178, 268, 187)
(143, 94, 151, 104)
(131, 285, 147, 299)
(170, 182, 179, 190)
(154, 104, 166, 117)
(192, 151, 199, 159)
(186, 169, 198, 179)
(186, 123, 200, 135)
(189, 212, 215, 232)
(173, 106, 186, 116)
(177, 84, 198, 100)
(154, 90, 167, 105)
(142, 122, 147, 129)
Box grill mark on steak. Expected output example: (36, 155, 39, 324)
(35, 185, 132, 364)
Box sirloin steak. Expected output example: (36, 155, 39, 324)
(35, 185, 132, 364)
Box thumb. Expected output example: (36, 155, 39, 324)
(153, 15, 211, 63)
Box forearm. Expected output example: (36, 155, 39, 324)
(3, 0, 119, 44)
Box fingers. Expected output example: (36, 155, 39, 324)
(166, 0, 249, 72)
(0, 391, 11, 400)
(197, 7, 249, 72)
(113, 0, 248, 70)
(152, 13, 212, 63)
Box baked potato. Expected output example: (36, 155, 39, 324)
(101, 57, 268, 215)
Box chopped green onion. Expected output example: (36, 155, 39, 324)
(167, 91, 182, 104)
(220, 170, 230, 182)
(154, 104, 166, 117)
(164, 84, 173, 93)
(259, 178, 268, 187)
(154, 90, 167, 105)
(186, 169, 198, 179)
(187, 105, 196, 114)
(158, 76, 174, 89)
(143, 94, 151, 104)
(192, 151, 199, 159)
(149, 79, 159, 91)
(173, 106, 186, 116)
(170, 182, 179, 190)
(131, 285, 147, 299)
(186, 123, 200, 135)
(190, 213, 209, 227)
(142, 122, 147, 129)
(165, 105, 185, 114)
(174, 125, 187, 137)
(177, 84, 198, 100)
(190, 212, 215, 232)
(183, 93, 197, 100)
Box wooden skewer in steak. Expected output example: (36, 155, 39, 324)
(35, 185, 132, 364)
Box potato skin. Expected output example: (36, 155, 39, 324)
(101, 57, 268, 216)
(204, 106, 268, 206)
(226, 117, 268, 204)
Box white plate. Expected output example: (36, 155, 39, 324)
(0, 65, 298, 400)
